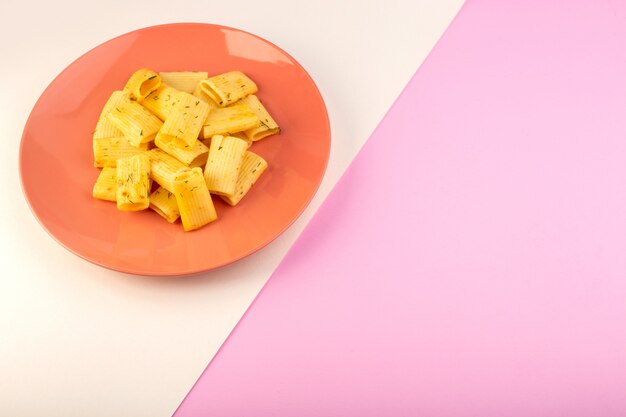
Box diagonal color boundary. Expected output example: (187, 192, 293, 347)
(172, 2, 468, 414)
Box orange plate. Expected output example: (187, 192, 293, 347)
(19, 24, 330, 276)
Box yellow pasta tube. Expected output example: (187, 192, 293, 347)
(155, 133, 209, 167)
(193, 85, 222, 146)
(220, 151, 268, 206)
(159, 72, 208, 94)
(199, 71, 257, 107)
(227, 132, 252, 148)
(173, 167, 217, 231)
(92, 167, 117, 202)
(193, 83, 220, 109)
(116, 154, 151, 211)
(159, 91, 209, 147)
(149, 186, 180, 223)
(93, 136, 148, 168)
(239, 95, 280, 142)
(203, 135, 248, 196)
(124, 68, 161, 102)
(201, 103, 259, 139)
(142, 84, 180, 121)
(107, 97, 163, 146)
(93, 91, 127, 140)
(145, 149, 187, 193)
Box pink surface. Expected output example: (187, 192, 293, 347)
(175, 1, 626, 415)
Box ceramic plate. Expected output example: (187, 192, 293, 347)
(19, 23, 330, 276)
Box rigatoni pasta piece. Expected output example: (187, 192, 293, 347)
(116, 154, 151, 211)
(159, 72, 208, 94)
(239, 95, 280, 141)
(203, 135, 248, 196)
(124, 68, 161, 102)
(221, 151, 268, 206)
(93, 91, 127, 140)
(192, 86, 221, 145)
(199, 71, 257, 107)
(149, 186, 180, 223)
(92, 167, 117, 202)
(193, 83, 220, 109)
(107, 97, 163, 146)
(155, 133, 209, 167)
(227, 132, 252, 148)
(228, 131, 248, 140)
(173, 167, 217, 231)
(142, 83, 180, 121)
(93, 136, 148, 168)
(159, 92, 209, 147)
(201, 103, 259, 139)
(145, 149, 187, 193)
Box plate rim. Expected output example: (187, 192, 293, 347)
(18, 22, 331, 277)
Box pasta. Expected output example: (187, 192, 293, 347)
(116, 154, 151, 211)
(221, 151, 268, 206)
(145, 149, 187, 193)
(90, 67, 279, 232)
(239, 95, 280, 141)
(204, 131, 251, 149)
(159, 92, 209, 147)
(155, 134, 209, 167)
(173, 167, 217, 231)
(159, 71, 208, 93)
(149, 187, 180, 223)
(93, 136, 148, 168)
(203, 135, 248, 196)
(142, 83, 180, 121)
(124, 69, 161, 102)
(93, 91, 127, 140)
(107, 96, 163, 146)
(229, 132, 249, 141)
(201, 103, 259, 139)
(192, 83, 220, 109)
(199, 71, 257, 107)
(92, 167, 117, 201)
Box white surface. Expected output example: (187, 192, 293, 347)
(0, 1, 463, 416)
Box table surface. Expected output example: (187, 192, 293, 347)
(0, 1, 463, 415)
